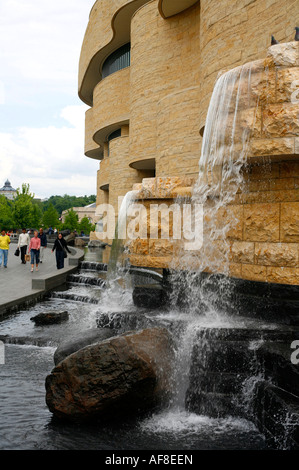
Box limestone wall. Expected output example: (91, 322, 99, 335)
(128, 42, 299, 285)
(130, 0, 201, 176)
(79, 1, 299, 285)
(199, 0, 298, 132)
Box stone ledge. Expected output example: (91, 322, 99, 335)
(31, 248, 84, 290)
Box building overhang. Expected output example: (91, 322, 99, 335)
(79, 0, 149, 107)
(158, 0, 199, 19)
(129, 158, 155, 170)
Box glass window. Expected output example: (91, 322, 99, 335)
(102, 43, 131, 79)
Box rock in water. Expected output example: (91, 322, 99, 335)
(30, 311, 69, 325)
(54, 328, 116, 365)
(45, 327, 173, 422)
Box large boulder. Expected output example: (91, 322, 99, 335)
(45, 327, 173, 422)
(53, 328, 116, 365)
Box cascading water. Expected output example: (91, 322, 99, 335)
(106, 190, 136, 282)
(160, 61, 298, 450)
(161, 62, 273, 428)
(170, 62, 260, 314)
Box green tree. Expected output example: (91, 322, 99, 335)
(42, 203, 60, 229)
(79, 216, 95, 235)
(42, 194, 96, 214)
(0, 196, 15, 230)
(31, 203, 43, 228)
(13, 183, 35, 228)
(62, 208, 79, 231)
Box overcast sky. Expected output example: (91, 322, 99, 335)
(0, 0, 98, 199)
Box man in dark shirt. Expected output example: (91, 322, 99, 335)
(38, 228, 47, 263)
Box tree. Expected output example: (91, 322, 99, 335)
(42, 194, 96, 214)
(0, 196, 15, 230)
(42, 203, 60, 229)
(13, 183, 35, 228)
(79, 216, 95, 235)
(31, 203, 43, 228)
(62, 209, 79, 231)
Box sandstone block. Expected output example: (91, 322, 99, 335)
(230, 241, 254, 264)
(267, 42, 299, 67)
(149, 239, 174, 256)
(242, 264, 267, 282)
(262, 103, 299, 138)
(266, 266, 299, 285)
(249, 137, 295, 158)
(255, 242, 298, 267)
(244, 203, 280, 242)
(280, 161, 299, 178)
(280, 202, 299, 242)
(129, 238, 149, 255)
(276, 67, 299, 103)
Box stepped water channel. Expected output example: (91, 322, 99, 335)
(0, 248, 268, 450)
(0, 246, 297, 450)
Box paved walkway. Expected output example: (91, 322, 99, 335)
(0, 243, 84, 317)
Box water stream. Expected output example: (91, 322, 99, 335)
(0, 252, 267, 450)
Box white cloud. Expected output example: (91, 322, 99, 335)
(0, 82, 5, 104)
(0, 104, 99, 198)
(0, 1, 98, 198)
(0, 0, 93, 98)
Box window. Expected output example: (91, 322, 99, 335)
(102, 43, 131, 79)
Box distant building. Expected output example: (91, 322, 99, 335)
(61, 203, 96, 223)
(0, 180, 17, 200)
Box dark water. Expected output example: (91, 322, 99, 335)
(0, 343, 266, 450)
(0, 253, 268, 451)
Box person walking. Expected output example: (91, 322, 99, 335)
(52, 233, 71, 269)
(0, 229, 11, 268)
(28, 230, 41, 272)
(38, 228, 47, 263)
(17, 228, 30, 264)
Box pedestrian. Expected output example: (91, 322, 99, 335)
(17, 228, 30, 264)
(38, 228, 47, 263)
(0, 229, 11, 268)
(28, 230, 41, 272)
(51, 233, 71, 269)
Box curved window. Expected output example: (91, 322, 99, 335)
(102, 43, 131, 79)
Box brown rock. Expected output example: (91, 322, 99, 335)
(45, 328, 173, 422)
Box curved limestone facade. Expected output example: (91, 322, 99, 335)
(78, 0, 299, 285)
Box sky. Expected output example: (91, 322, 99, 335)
(0, 0, 98, 199)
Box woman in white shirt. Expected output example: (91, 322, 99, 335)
(18, 228, 30, 264)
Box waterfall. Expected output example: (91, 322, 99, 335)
(106, 190, 136, 283)
(170, 62, 260, 316)
(164, 62, 264, 420)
